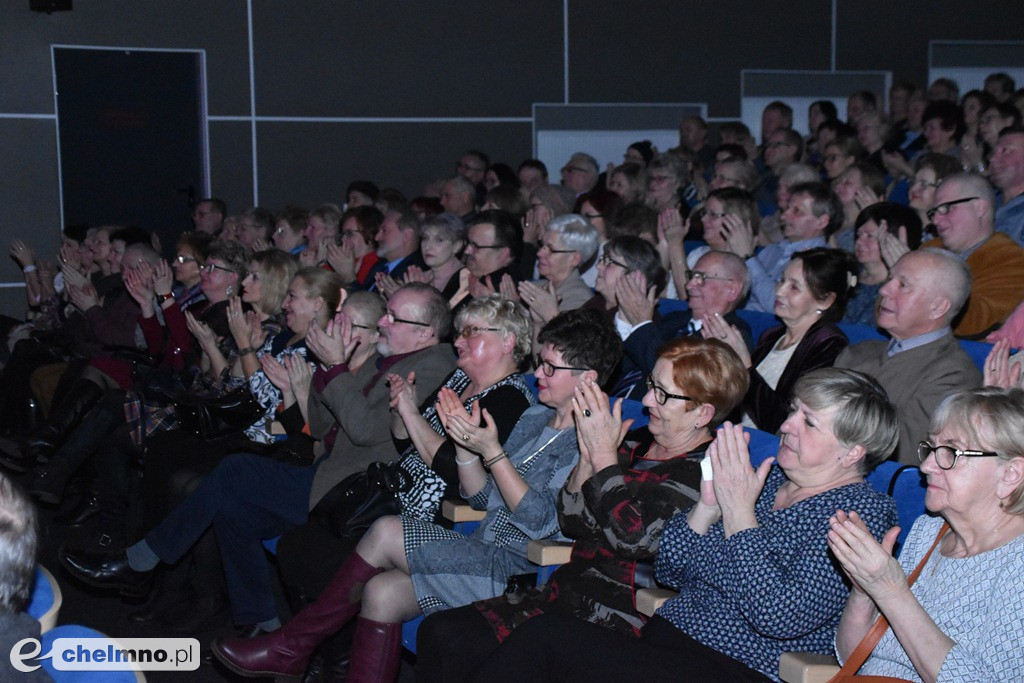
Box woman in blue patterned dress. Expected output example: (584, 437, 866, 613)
(211, 308, 622, 683)
(463, 368, 900, 683)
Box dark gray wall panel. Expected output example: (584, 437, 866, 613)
(0, 118, 62, 286)
(251, 0, 563, 117)
(835, 1, 1024, 84)
(209, 120, 256, 215)
(0, 1, 251, 115)
(255, 121, 532, 208)
(568, 1, 831, 117)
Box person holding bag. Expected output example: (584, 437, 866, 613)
(827, 386, 1024, 682)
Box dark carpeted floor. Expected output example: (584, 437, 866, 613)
(22, 470, 417, 682)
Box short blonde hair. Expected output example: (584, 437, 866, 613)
(931, 387, 1024, 515)
(454, 295, 532, 364)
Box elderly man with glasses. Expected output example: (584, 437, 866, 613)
(922, 172, 1024, 339)
(615, 251, 752, 395)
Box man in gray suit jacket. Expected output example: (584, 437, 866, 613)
(835, 249, 981, 464)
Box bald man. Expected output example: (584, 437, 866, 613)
(835, 249, 981, 463)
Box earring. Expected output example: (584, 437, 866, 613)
(815, 308, 823, 315)
(225, 285, 233, 297)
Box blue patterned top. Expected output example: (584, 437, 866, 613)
(842, 282, 881, 326)
(854, 514, 1024, 682)
(654, 466, 898, 681)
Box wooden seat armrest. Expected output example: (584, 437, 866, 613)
(527, 540, 573, 566)
(634, 587, 676, 617)
(777, 652, 841, 683)
(441, 500, 487, 523)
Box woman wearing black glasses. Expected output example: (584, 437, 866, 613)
(828, 386, 1024, 681)
(416, 335, 748, 682)
(212, 307, 621, 683)
(462, 368, 900, 683)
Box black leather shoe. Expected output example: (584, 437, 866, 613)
(55, 492, 101, 527)
(29, 466, 64, 505)
(0, 443, 33, 473)
(59, 545, 153, 597)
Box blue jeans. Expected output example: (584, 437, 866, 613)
(145, 453, 316, 624)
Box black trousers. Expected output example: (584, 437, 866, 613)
(416, 604, 499, 683)
(464, 613, 773, 683)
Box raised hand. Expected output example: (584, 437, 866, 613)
(721, 212, 755, 259)
(877, 222, 910, 269)
(184, 309, 216, 350)
(326, 241, 356, 282)
(375, 272, 401, 299)
(386, 371, 418, 416)
(445, 404, 500, 457)
(152, 259, 174, 298)
(518, 280, 559, 322)
(571, 379, 632, 472)
(259, 353, 291, 393)
(9, 240, 36, 269)
(402, 265, 433, 285)
(827, 509, 902, 601)
(615, 270, 655, 325)
(983, 339, 1024, 389)
(701, 313, 751, 367)
(498, 273, 519, 303)
(709, 422, 773, 536)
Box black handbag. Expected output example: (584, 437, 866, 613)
(308, 462, 413, 539)
(175, 386, 265, 439)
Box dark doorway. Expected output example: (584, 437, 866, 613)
(54, 47, 206, 257)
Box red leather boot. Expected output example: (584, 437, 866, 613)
(211, 552, 382, 678)
(344, 617, 403, 683)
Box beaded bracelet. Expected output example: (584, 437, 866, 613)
(482, 451, 508, 469)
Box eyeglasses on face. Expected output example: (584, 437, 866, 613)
(351, 323, 377, 332)
(685, 270, 733, 286)
(534, 355, 588, 377)
(457, 325, 501, 339)
(538, 242, 576, 255)
(562, 166, 590, 174)
(926, 197, 979, 221)
(175, 255, 197, 265)
(598, 254, 629, 269)
(200, 263, 234, 275)
(466, 240, 503, 250)
(645, 374, 692, 405)
(917, 441, 999, 470)
(384, 310, 430, 327)
(910, 177, 940, 190)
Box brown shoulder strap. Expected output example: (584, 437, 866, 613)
(830, 522, 949, 679)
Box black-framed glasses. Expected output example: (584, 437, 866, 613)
(917, 441, 1000, 470)
(200, 263, 234, 275)
(598, 254, 629, 269)
(645, 375, 692, 405)
(385, 310, 430, 327)
(910, 177, 941, 190)
(538, 242, 576, 255)
(466, 240, 503, 250)
(534, 356, 588, 377)
(926, 197, 979, 221)
(175, 255, 197, 265)
(351, 323, 377, 332)
(583, 212, 604, 221)
(457, 325, 501, 339)
(685, 270, 733, 286)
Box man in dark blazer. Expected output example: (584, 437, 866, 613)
(368, 207, 425, 289)
(617, 250, 753, 394)
(835, 249, 981, 464)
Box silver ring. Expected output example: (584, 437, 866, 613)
(719, 334, 727, 339)
(583, 409, 592, 418)
(462, 434, 470, 441)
